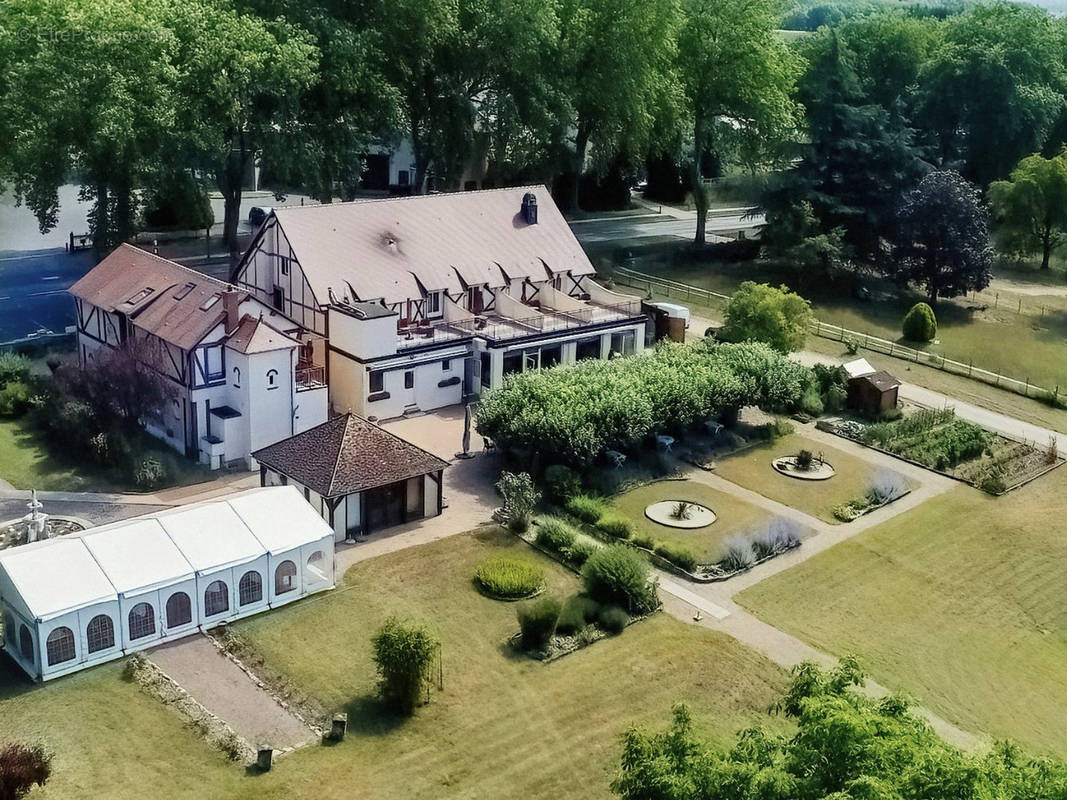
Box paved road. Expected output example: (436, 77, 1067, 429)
(571, 208, 763, 245)
(0, 248, 95, 342)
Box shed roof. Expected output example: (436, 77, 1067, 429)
(252, 414, 449, 498)
(267, 186, 595, 306)
(854, 370, 901, 392)
(69, 244, 243, 350)
(842, 358, 876, 379)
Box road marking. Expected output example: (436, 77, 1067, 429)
(658, 575, 730, 620)
(40, 275, 60, 281)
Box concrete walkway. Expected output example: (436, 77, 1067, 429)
(149, 634, 317, 750)
(650, 432, 977, 749)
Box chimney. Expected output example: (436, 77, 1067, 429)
(223, 288, 241, 333)
(521, 192, 538, 225)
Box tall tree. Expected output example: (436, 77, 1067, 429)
(914, 1, 1066, 187)
(764, 30, 922, 260)
(893, 170, 993, 303)
(238, 0, 401, 202)
(678, 0, 802, 246)
(556, 0, 682, 210)
(989, 152, 1067, 270)
(169, 0, 318, 262)
(0, 0, 181, 252)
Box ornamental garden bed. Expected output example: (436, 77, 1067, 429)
(713, 433, 897, 524)
(817, 409, 1064, 494)
(530, 482, 810, 583)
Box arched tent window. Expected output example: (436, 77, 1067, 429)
(204, 581, 229, 616)
(306, 551, 327, 582)
(275, 561, 297, 595)
(238, 571, 262, 606)
(166, 592, 192, 628)
(18, 625, 33, 662)
(46, 627, 76, 666)
(86, 615, 115, 654)
(128, 603, 156, 640)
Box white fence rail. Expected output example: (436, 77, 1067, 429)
(613, 266, 1064, 407)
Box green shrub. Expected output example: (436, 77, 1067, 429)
(534, 517, 576, 553)
(902, 302, 937, 342)
(544, 464, 582, 502)
(565, 540, 596, 567)
(597, 605, 630, 634)
(798, 388, 823, 417)
(133, 458, 166, 490)
(0, 352, 32, 388)
(0, 380, 33, 418)
(653, 541, 698, 572)
(720, 282, 814, 353)
(597, 515, 633, 540)
(581, 544, 658, 615)
(475, 341, 812, 467)
(556, 595, 601, 635)
(632, 534, 657, 550)
(495, 471, 541, 532)
(473, 557, 545, 600)
(373, 617, 440, 715)
(517, 596, 561, 651)
(823, 384, 847, 412)
(567, 494, 606, 524)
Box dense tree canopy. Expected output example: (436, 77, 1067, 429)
(613, 658, 1067, 800)
(989, 151, 1067, 269)
(892, 170, 993, 302)
(720, 282, 814, 353)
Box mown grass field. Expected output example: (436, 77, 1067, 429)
(713, 433, 888, 524)
(626, 251, 1067, 395)
(608, 479, 777, 562)
(737, 469, 1067, 757)
(0, 527, 788, 799)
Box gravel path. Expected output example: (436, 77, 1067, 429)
(149, 635, 316, 750)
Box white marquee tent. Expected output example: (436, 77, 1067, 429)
(0, 485, 334, 681)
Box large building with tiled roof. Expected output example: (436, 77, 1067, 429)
(70, 244, 328, 468)
(231, 186, 647, 420)
(252, 413, 449, 539)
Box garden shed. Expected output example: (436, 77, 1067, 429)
(253, 413, 449, 540)
(0, 485, 334, 681)
(844, 359, 900, 416)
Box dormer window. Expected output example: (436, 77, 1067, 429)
(173, 282, 195, 300)
(426, 291, 441, 316)
(125, 288, 154, 305)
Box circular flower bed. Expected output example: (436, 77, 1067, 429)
(644, 500, 716, 529)
(772, 455, 835, 481)
(474, 557, 546, 600)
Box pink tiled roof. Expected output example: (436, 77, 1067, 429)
(271, 185, 596, 306)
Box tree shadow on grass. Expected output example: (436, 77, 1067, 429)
(339, 694, 410, 739)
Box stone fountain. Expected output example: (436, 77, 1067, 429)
(0, 490, 86, 550)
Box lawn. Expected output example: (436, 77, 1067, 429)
(0, 528, 788, 799)
(622, 250, 1067, 396)
(228, 527, 789, 800)
(0, 417, 209, 492)
(608, 479, 778, 563)
(0, 661, 243, 798)
(713, 433, 895, 524)
(736, 467, 1067, 757)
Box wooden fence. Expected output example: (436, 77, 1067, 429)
(612, 266, 1064, 408)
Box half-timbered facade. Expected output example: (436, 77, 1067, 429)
(232, 186, 647, 420)
(70, 245, 328, 468)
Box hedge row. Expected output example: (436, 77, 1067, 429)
(476, 341, 812, 467)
